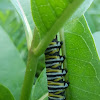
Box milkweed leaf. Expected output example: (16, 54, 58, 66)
(31, 0, 93, 56)
(0, 26, 25, 100)
(0, 84, 14, 100)
(64, 15, 100, 100)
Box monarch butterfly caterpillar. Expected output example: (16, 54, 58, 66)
(45, 35, 69, 100)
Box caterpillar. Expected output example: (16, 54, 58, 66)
(45, 35, 69, 100)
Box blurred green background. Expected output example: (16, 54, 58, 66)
(0, 0, 100, 76)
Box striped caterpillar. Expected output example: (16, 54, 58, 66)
(45, 35, 69, 100)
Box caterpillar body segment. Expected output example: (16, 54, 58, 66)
(45, 36, 69, 100)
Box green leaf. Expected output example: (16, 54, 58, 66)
(10, 0, 34, 50)
(32, 69, 48, 100)
(0, 84, 14, 100)
(31, 0, 92, 38)
(93, 31, 100, 57)
(0, 10, 27, 63)
(64, 16, 100, 100)
(0, 26, 26, 100)
(0, 0, 14, 11)
(10, 0, 34, 30)
(31, 0, 93, 56)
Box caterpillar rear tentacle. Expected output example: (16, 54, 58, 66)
(45, 35, 69, 100)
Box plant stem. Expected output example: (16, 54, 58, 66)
(20, 27, 40, 100)
(20, 50, 38, 100)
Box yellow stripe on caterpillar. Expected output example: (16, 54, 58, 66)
(48, 81, 64, 86)
(45, 55, 60, 59)
(46, 69, 62, 73)
(54, 90, 65, 95)
(53, 77, 63, 82)
(49, 93, 64, 98)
